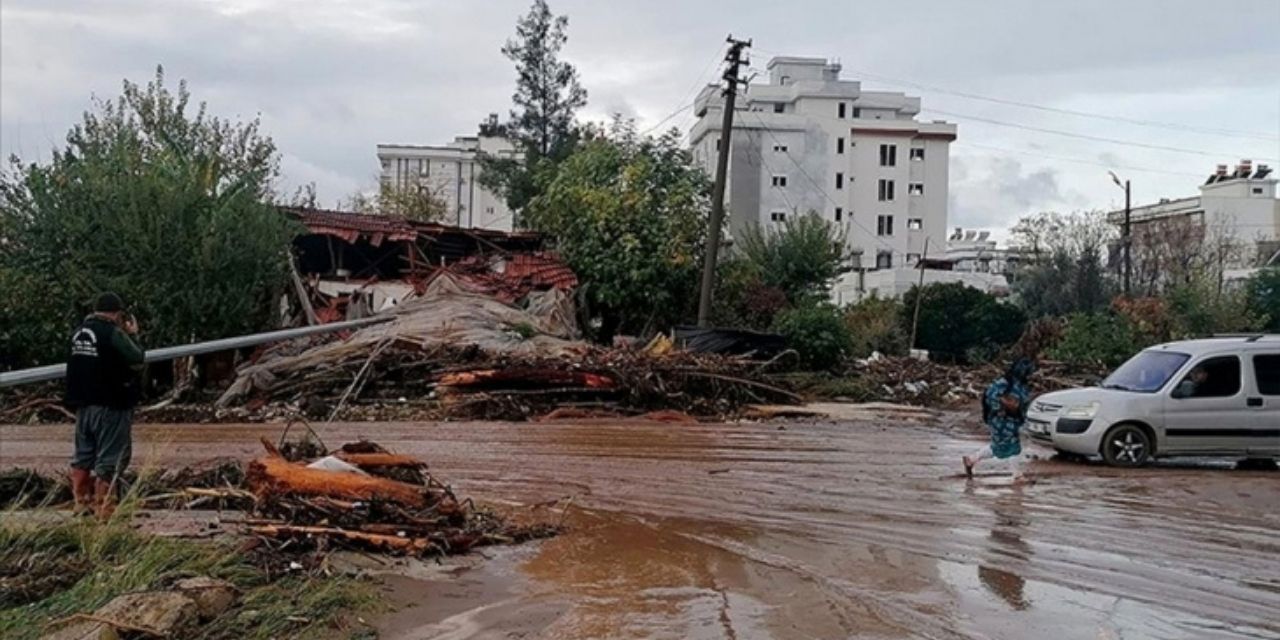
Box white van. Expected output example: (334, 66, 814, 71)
(1026, 336, 1280, 466)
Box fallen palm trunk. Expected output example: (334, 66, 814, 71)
(246, 455, 429, 509)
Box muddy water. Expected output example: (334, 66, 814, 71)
(2, 418, 1277, 639)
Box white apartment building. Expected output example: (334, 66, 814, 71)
(1107, 160, 1279, 269)
(946, 228, 1026, 276)
(377, 132, 518, 231)
(689, 56, 956, 303)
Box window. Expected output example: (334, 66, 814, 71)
(877, 179, 895, 201)
(907, 218, 923, 231)
(877, 215, 894, 236)
(773, 103, 785, 114)
(879, 144, 897, 167)
(1254, 355, 1280, 395)
(771, 175, 788, 187)
(1172, 356, 1241, 399)
(772, 144, 788, 153)
(838, 102, 847, 119)
(835, 173, 844, 189)
(906, 253, 921, 264)
(715, 138, 721, 151)
(770, 211, 787, 222)
(486, 206, 495, 214)
(875, 251, 892, 269)
(852, 107, 862, 118)
(908, 183, 924, 196)
(837, 137, 845, 154)
(834, 207, 843, 222)
(1253, 187, 1265, 195)
(910, 148, 925, 161)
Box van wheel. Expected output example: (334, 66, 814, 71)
(1101, 424, 1152, 467)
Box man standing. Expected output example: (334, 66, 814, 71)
(65, 292, 144, 518)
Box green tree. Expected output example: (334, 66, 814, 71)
(0, 68, 296, 368)
(524, 121, 709, 341)
(772, 304, 853, 370)
(341, 182, 447, 222)
(901, 282, 1027, 363)
(1009, 210, 1117, 317)
(478, 0, 588, 215)
(1048, 312, 1142, 368)
(737, 212, 852, 305)
(842, 295, 908, 358)
(1246, 266, 1280, 332)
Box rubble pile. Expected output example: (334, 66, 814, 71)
(213, 273, 798, 421)
(849, 354, 1099, 408)
(241, 438, 556, 559)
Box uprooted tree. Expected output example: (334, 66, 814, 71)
(523, 120, 710, 342)
(0, 67, 296, 368)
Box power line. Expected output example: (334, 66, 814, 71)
(953, 142, 1206, 178)
(640, 43, 727, 136)
(748, 43, 1279, 142)
(921, 107, 1279, 162)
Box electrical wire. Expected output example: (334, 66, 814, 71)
(748, 43, 1279, 142)
(640, 43, 727, 136)
(922, 107, 1279, 162)
(953, 142, 1206, 178)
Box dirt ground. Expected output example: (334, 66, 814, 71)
(1, 413, 1277, 640)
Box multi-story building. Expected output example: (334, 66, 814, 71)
(689, 56, 956, 303)
(1107, 160, 1279, 271)
(377, 129, 518, 232)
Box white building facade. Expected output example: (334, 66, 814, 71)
(689, 56, 956, 303)
(377, 134, 518, 231)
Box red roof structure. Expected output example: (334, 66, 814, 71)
(286, 207, 419, 246)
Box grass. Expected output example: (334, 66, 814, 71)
(0, 500, 380, 639)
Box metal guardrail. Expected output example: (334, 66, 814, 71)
(0, 316, 391, 388)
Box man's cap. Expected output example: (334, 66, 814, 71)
(93, 292, 124, 313)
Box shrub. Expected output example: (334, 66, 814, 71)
(900, 283, 1026, 363)
(1049, 312, 1143, 368)
(711, 257, 787, 330)
(842, 295, 907, 358)
(772, 304, 853, 370)
(1246, 267, 1280, 332)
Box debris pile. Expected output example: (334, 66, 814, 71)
(849, 354, 1099, 408)
(214, 273, 798, 420)
(241, 438, 555, 559)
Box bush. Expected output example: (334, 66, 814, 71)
(1166, 284, 1262, 337)
(842, 295, 907, 358)
(711, 258, 788, 330)
(0, 69, 296, 368)
(900, 283, 1026, 363)
(1048, 312, 1143, 368)
(1246, 267, 1280, 332)
(772, 304, 853, 370)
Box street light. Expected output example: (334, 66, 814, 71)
(1109, 172, 1131, 297)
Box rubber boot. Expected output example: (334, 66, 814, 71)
(93, 478, 117, 521)
(69, 468, 94, 515)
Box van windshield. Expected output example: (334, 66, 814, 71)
(1100, 351, 1191, 393)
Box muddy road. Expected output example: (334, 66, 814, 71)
(2, 415, 1277, 639)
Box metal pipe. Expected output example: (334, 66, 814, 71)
(0, 316, 391, 388)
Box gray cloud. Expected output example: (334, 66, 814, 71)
(3, 0, 1277, 221)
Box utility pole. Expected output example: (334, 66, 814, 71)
(696, 35, 751, 327)
(1123, 179, 1132, 297)
(909, 237, 930, 352)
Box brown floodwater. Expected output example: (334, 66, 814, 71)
(2, 416, 1277, 639)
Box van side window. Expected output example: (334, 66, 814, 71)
(1255, 355, 1280, 395)
(1173, 356, 1241, 398)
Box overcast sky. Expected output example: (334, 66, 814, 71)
(3, 0, 1278, 235)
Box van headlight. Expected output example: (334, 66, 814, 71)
(1063, 402, 1100, 419)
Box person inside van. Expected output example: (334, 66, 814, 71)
(1174, 366, 1209, 398)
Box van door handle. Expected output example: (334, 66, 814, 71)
(1247, 397, 1263, 408)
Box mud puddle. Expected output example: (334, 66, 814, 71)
(2, 418, 1278, 639)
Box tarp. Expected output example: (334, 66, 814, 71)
(672, 326, 787, 357)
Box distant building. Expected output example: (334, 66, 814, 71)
(688, 56, 956, 303)
(945, 228, 1025, 276)
(1107, 160, 1279, 270)
(377, 125, 518, 232)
